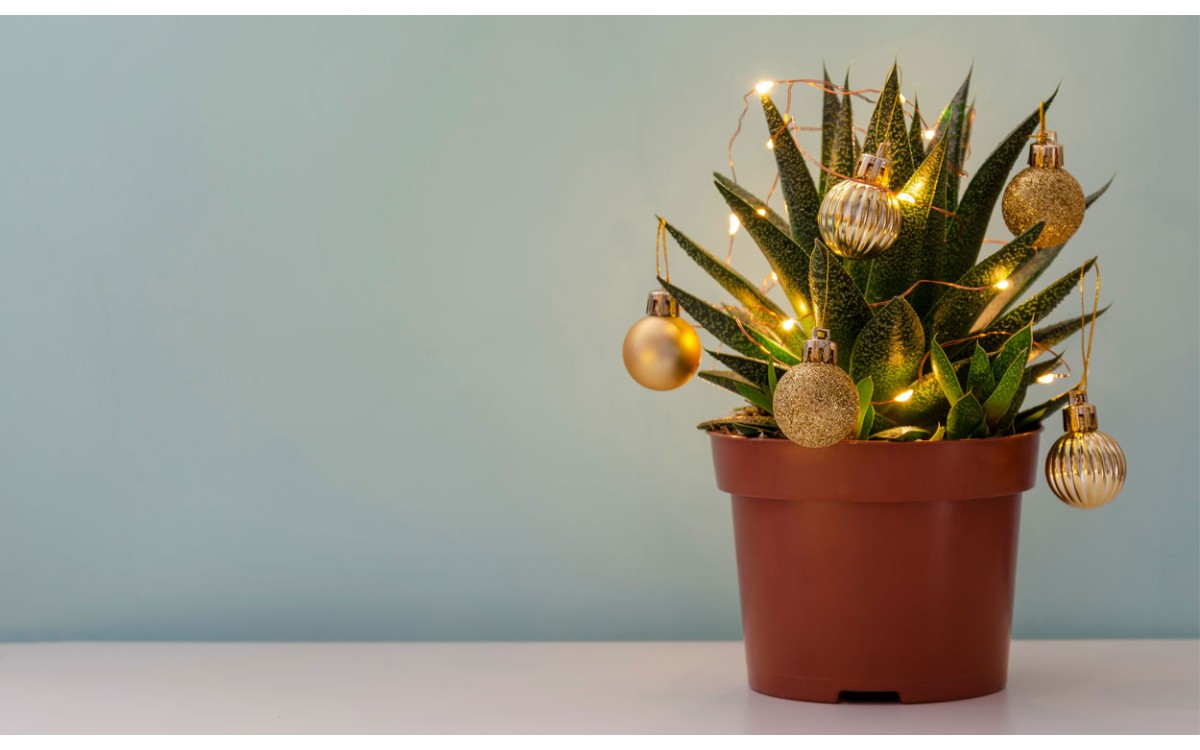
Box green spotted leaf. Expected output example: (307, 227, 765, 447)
(965, 343, 995, 398)
(707, 350, 780, 390)
(971, 176, 1112, 330)
(1015, 390, 1071, 430)
(863, 64, 915, 189)
(929, 68, 971, 208)
(927, 423, 946, 441)
(942, 89, 1057, 284)
(994, 369, 1032, 434)
(810, 240, 873, 364)
(872, 425, 931, 441)
(991, 323, 1033, 383)
(698, 370, 755, 396)
(946, 393, 985, 440)
(714, 175, 790, 234)
(746, 327, 802, 366)
(1032, 305, 1110, 349)
(849, 296, 924, 400)
(697, 413, 781, 438)
(761, 93, 821, 251)
(735, 382, 774, 413)
(829, 70, 859, 193)
(663, 220, 789, 322)
(714, 174, 811, 317)
(908, 93, 926, 160)
(880, 356, 969, 427)
(864, 138, 950, 306)
(983, 355, 1025, 426)
(986, 258, 1097, 338)
(820, 64, 840, 197)
(658, 277, 764, 359)
(930, 336, 963, 403)
(923, 222, 1044, 343)
(856, 376, 875, 440)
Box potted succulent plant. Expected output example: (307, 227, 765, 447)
(622, 64, 1126, 704)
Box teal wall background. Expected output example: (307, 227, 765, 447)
(0, 16, 1196, 641)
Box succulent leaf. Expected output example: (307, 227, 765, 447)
(663, 220, 789, 321)
(856, 376, 875, 440)
(698, 369, 755, 396)
(942, 89, 1057, 283)
(946, 393, 985, 440)
(863, 138, 950, 307)
(820, 65, 841, 197)
(849, 296, 924, 400)
(930, 336, 964, 403)
(658, 277, 768, 359)
(1032, 305, 1110, 349)
(871, 425, 930, 441)
(1015, 390, 1071, 429)
(761, 94, 821, 250)
(966, 343, 995, 398)
(923, 222, 1044, 343)
(983, 355, 1025, 426)
(863, 64, 915, 189)
(829, 71, 858, 193)
(714, 174, 811, 316)
(707, 350, 780, 390)
(986, 258, 1097, 337)
(991, 323, 1034, 383)
(809, 240, 873, 363)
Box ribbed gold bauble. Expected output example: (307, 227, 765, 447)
(1002, 131, 1085, 249)
(771, 328, 859, 448)
(622, 290, 702, 391)
(817, 149, 902, 260)
(1045, 389, 1126, 509)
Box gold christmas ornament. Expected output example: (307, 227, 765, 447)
(817, 148, 902, 260)
(1045, 389, 1126, 509)
(1001, 130, 1085, 249)
(771, 328, 859, 448)
(622, 289, 702, 391)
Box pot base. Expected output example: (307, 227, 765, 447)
(748, 672, 1006, 704)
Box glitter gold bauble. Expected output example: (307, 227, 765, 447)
(771, 328, 859, 448)
(1045, 389, 1126, 509)
(622, 289, 702, 391)
(1001, 131, 1085, 249)
(817, 149, 902, 260)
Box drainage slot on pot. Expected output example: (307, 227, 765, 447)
(837, 690, 901, 703)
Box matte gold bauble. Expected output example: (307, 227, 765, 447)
(622, 289, 701, 391)
(1001, 131, 1085, 249)
(771, 328, 859, 448)
(1045, 389, 1126, 509)
(817, 149, 902, 260)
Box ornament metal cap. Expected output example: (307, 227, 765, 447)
(645, 289, 679, 317)
(1063, 388, 1099, 432)
(1028, 130, 1065, 169)
(802, 327, 838, 366)
(853, 147, 892, 187)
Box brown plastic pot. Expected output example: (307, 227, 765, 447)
(710, 428, 1042, 704)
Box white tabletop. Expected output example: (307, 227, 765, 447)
(0, 640, 1195, 734)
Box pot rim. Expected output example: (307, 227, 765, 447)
(707, 424, 1044, 448)
(708, 425, 1045, 503)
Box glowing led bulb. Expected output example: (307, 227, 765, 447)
(922, 129, 936, 140)
(755, 208, 767, 217)
(893, 389, 914, 403)
(897, 192, 916, 204)
(755, 80, 775, 94)
(728, 214, 740, 236)
(781, 318, 797, 332)
(993, 279, 1010, 290)
(1037, 374, 1056, 384)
